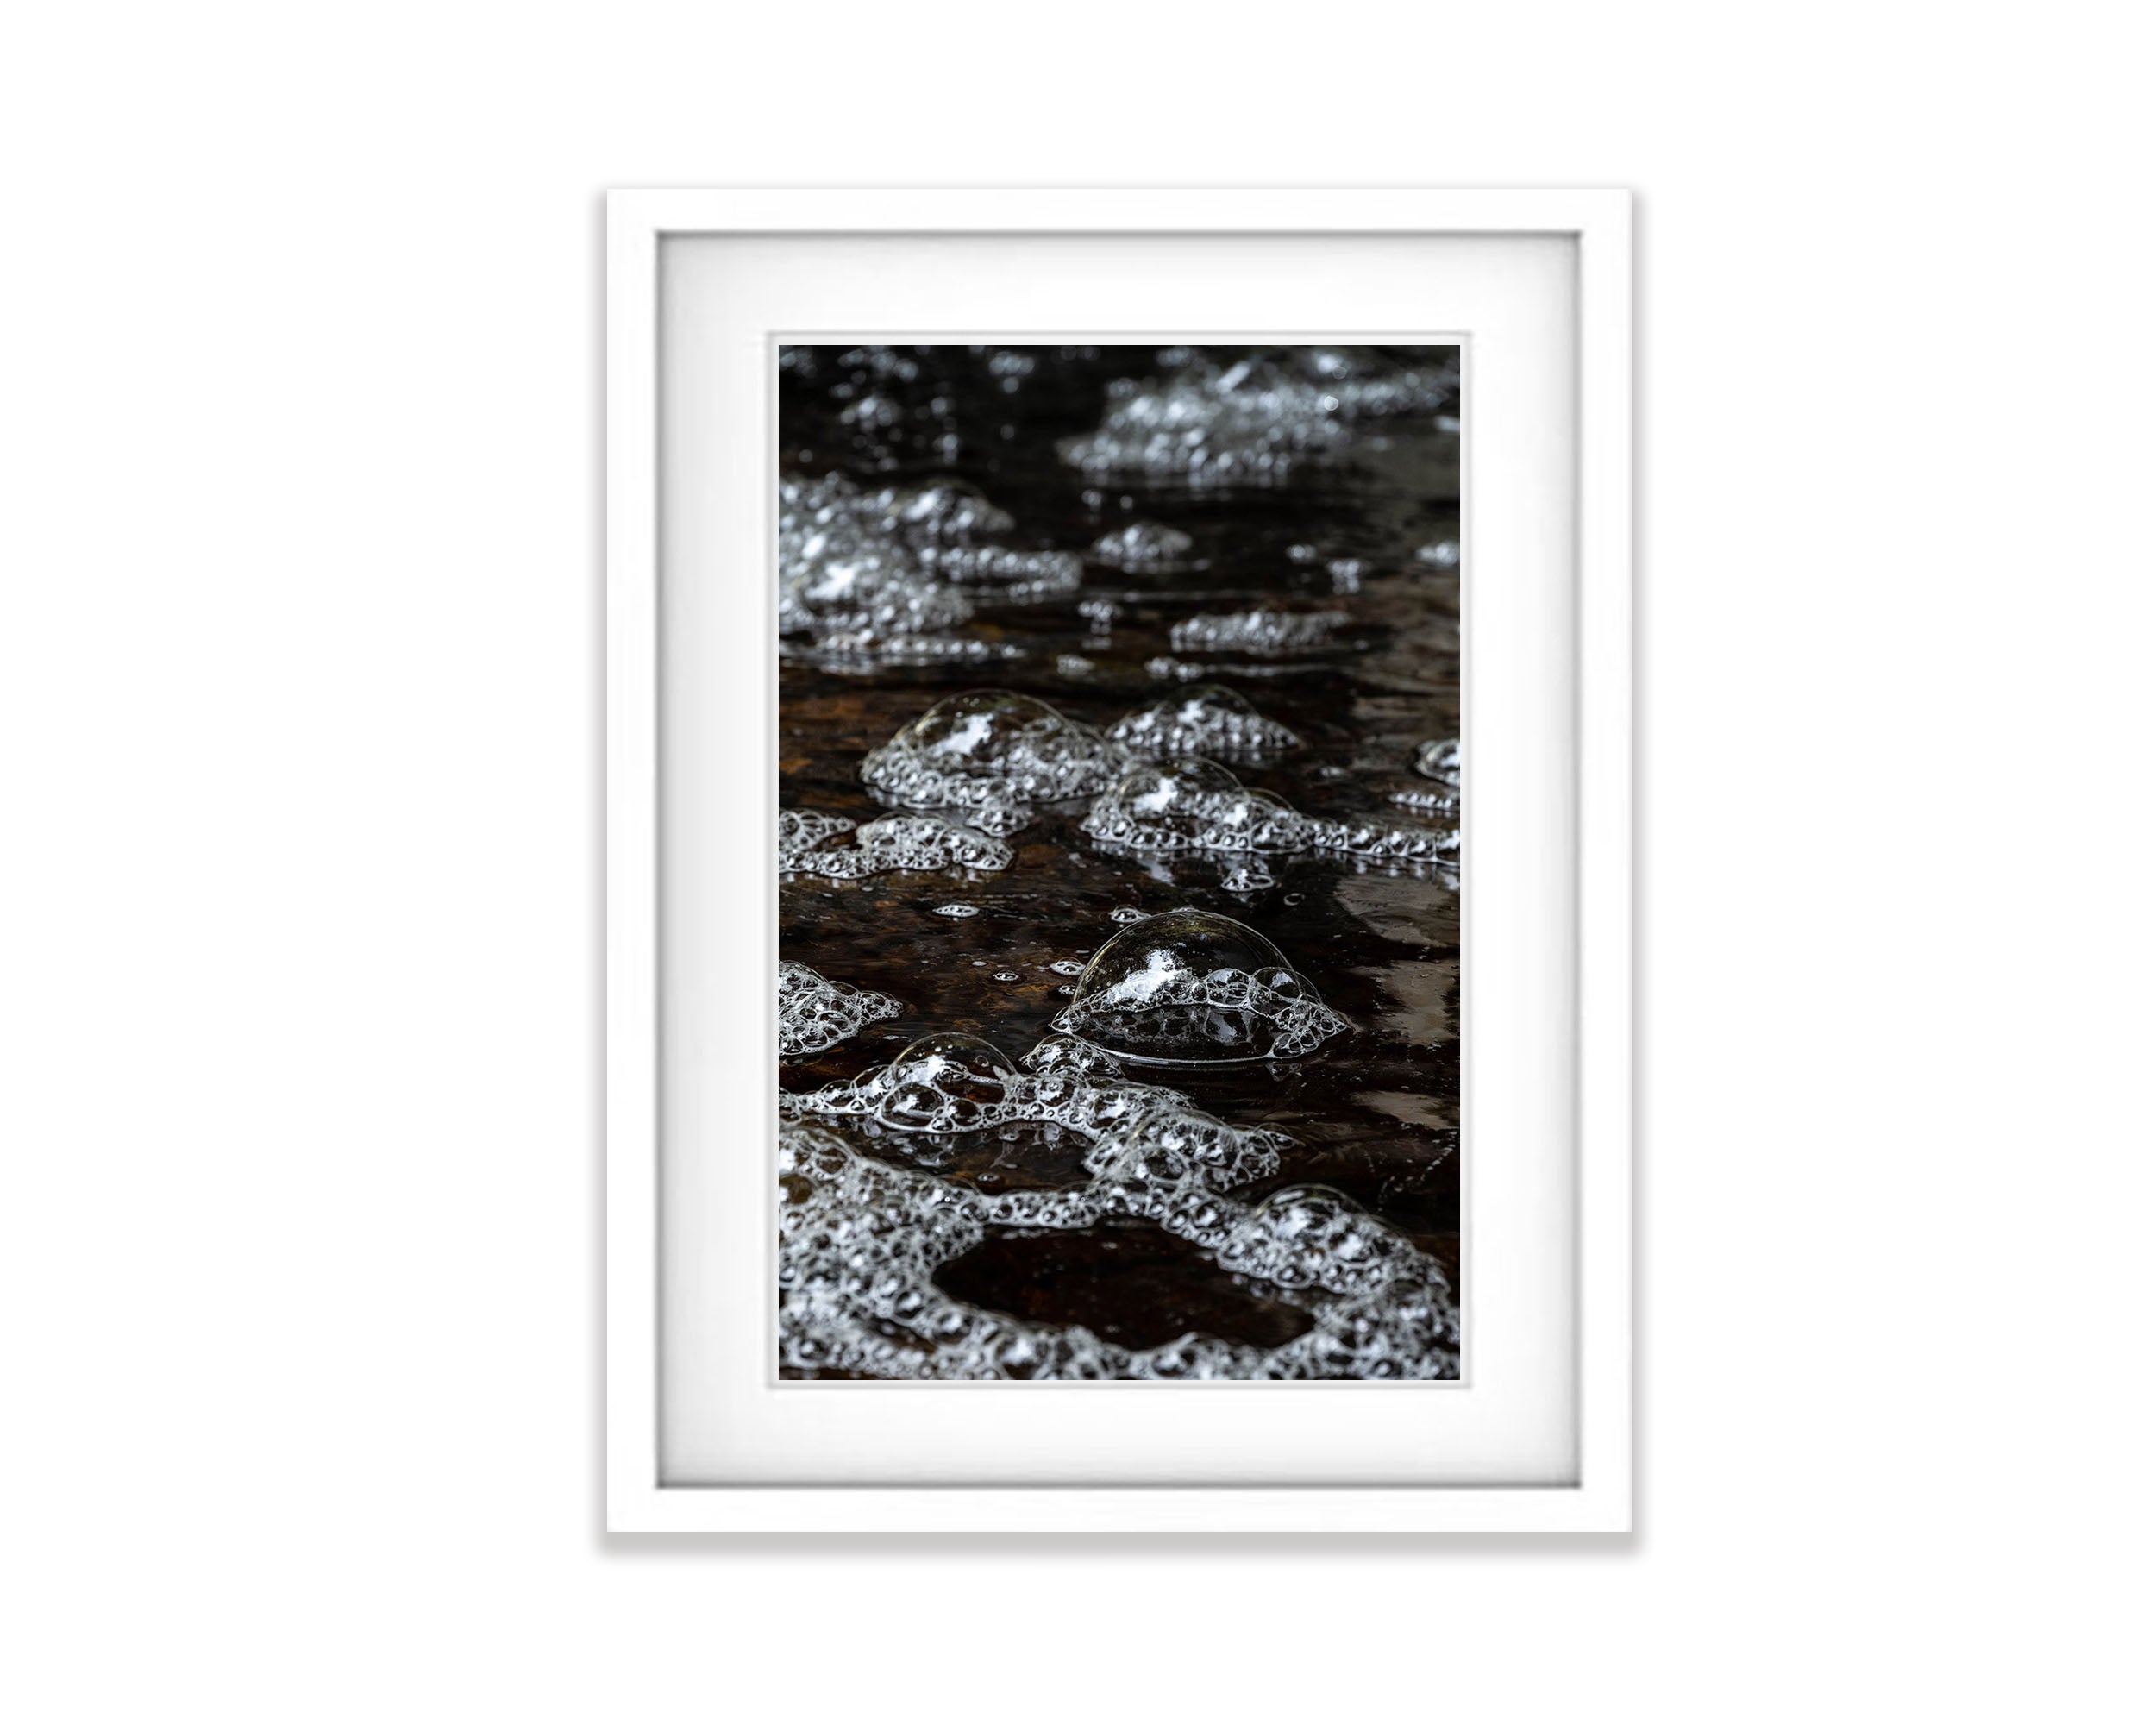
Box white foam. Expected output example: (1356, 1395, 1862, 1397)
(1057, 349, 1458, 488)
(775, 1066, 1458, 1380)
(1082, 759, 1457, 870)
(1091, 521, 1194, 569)
(779, 471, 1081, 668)
(1107, 683, 1302, 762)
(780, 809, 1012, 881)
(1414, 737, 1461, 786)
(859, 691, 1132, 832)
(1169, 609, 1351, 656)
(778, 961, 901, 1059)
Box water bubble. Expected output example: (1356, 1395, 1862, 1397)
(778, 1057, 1457, 1378)
(1213, 1186, 1413, 1295)
(1169, 609, 1350, 656)
(1050, 907, 1347, 1063)
(1110, 906, 1148, 925)
(932, 902, 981, 919)
(1107, 683, 1302, 762)
(860, 690, 1131, 824)
(1083, 758, 1304, 855)
(1414, 737, 1461, 786)
(1057, 349, 1458, 487)
(1048, 959, 1085, 976)
(882, 477, 1013, 541)
(781, 810, 1012, 881)
(1415, 540, 1461, 568)
(778, 471, 1080, 671)
(993, 970, 1020, 982)
(1091, 521, 1194, 570)
(778, 960, 901, 1059)
(778, 808, 855, 853)
(874, 1032, 1020, 1131)
(1082, 758, 1457, 872)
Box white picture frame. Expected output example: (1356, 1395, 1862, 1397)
(607, 188, 1633, 1534)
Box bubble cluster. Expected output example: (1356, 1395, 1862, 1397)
(1048, 908, 1348, 1064)
(780, 474, 970, 639)
(1169, 609, 1351, 656)
(780, 472, 1081, 669)
(1090, 521, 1194, 569)
(1415, 737, 1462, 786)
(778, 960, 901, 1059)
(859, 691, 1131, 831)
(787, 1026, 1277, 1157)
(1058, 349, 1459, 487)
(775, 346, 1464, 1383)
(1084, 758, 1307, 854)
(1212, 1184, 1419, 1294)
(779, 809, 1012, 880)
(1083, 759, 1458, 870)
(1107, 683, 1303, 762)
(775, 1104, 1458, 1380)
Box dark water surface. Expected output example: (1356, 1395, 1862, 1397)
(779, 344, 1461, 1377)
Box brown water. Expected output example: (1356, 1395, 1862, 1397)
(779, 345, 1461, 1377)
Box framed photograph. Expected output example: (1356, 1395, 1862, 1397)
(607, 189, 1632, 1533)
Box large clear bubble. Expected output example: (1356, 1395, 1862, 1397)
(1083, 759, 1307, 854)
(859, 690, 1130, 831)
(1107, 683, 1302, 762)
(1049, 907, 1348, 1063)
(1391, 737, 1462, 817)
(867, 1032, 1020, 1131)
(1414, 737, 1461, 785)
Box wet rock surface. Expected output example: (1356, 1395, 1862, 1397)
(779, 344, 1460, 1378)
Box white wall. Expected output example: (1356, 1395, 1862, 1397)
(3, 4, 2147, 1719)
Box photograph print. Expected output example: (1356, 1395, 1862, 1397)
(775, 342, 1463, 1381)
